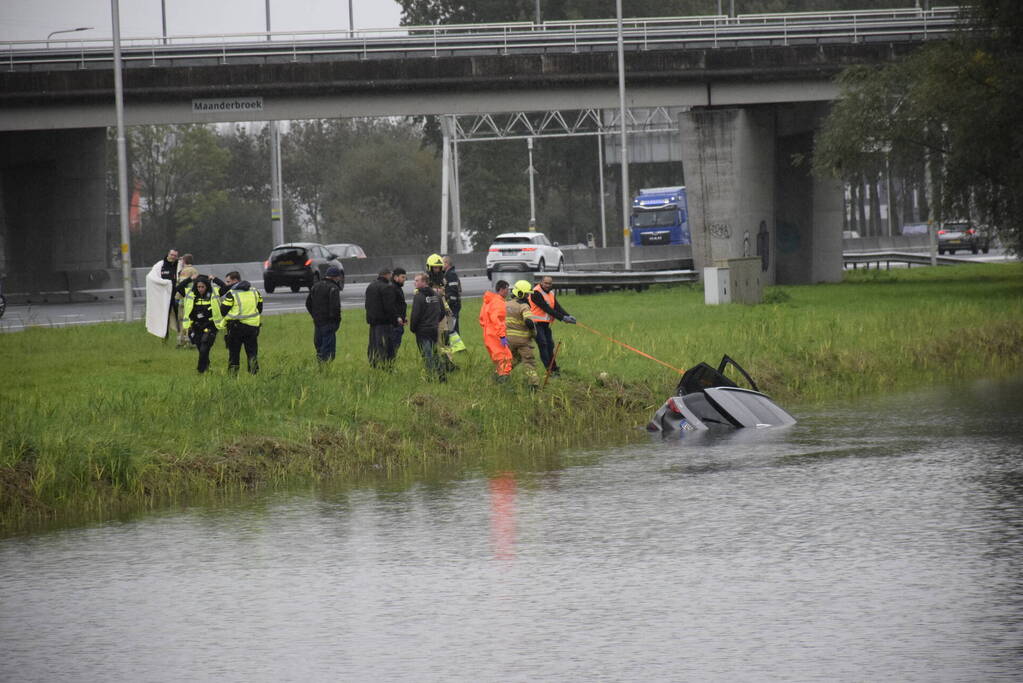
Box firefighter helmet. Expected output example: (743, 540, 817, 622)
(512, 280, 533, 298)
(426, 253, 444, 268)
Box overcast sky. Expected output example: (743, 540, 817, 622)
(0, 0, 403, 43)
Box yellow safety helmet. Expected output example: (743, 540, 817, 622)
(427, 253, 444, 268)
(512, 280, 533, 298)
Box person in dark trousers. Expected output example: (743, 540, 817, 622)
(409, 272, 447, 382)
(365, 267, 398, 368)
(529, 275, 577, 377)
(305, 264, 344, 363)
(442, 255, 462, 334)
(160, 248, 181, 336)
(179, 275, 224, 373)
(219, 270, 263, 375)
(390, 267, 408, 354)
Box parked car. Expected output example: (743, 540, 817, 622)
(262, 242, 344, 293)
(938, 219, 989, 255)
(486, 232, 564, 278)
(901, 222, 930, 236)
(325, 243, 367, 259)
(842, 230, 861, 239)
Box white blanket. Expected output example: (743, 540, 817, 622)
(145, 261, 174, 338)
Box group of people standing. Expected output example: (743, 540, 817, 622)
(149, 248, 575, 388)
(146, 248, 263, 375)
(361, 254, 462, 381)
(478, 274, 577, 389)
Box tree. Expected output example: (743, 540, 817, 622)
(127, 124, 230, 264)
(815, 1, 1023, 252)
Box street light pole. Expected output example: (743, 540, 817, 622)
(527, 137, 537, 230)
(616, 0, 631, 269)
(46, 26, 93, 48)
(161, 0, 167, 44)
(349, 0, 355, 38)
(110, 1, 133, 322)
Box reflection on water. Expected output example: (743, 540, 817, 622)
(2, 378, 1022, 682)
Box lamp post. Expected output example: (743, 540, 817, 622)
(616, 0, 631, 269)
(46, 26, 93, 48)
(109, 2, 133, 322)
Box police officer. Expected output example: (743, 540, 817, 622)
(180, 275, 223, 373)
(219, 270, 263, 375)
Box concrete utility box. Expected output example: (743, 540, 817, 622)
(728, 257, 764, 304)
(704, 267, 730, 305)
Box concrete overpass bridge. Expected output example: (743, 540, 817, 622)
(0, 7, 961, 293)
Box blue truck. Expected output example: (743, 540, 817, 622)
(630, 186, 690, 246)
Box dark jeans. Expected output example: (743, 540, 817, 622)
(448, 299, 462, 334)
(313, 321, 339, 362)
(190, 328, 218, 373)
(368, 323, 395, 367)
(415, 332, 446, 381)
(391, 324, 405, 353)
(534, 322, 559, 373)
(226, 323, 259, 374)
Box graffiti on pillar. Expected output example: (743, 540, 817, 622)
(709, 223, 731, 239)
(757, 220, 770, 272)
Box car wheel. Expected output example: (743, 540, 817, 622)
(983, 246, 990, 254)
(971, 245, 979, 254)
(290, 284, 301, 293)
(557, 258, 564, 272)
(938, 249, 944, 255)
(537, 258, 546, 272)
(264, 279, 275, 294)
(486, 268, 493, 279)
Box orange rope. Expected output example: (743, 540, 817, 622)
(574, 321, 686, 375)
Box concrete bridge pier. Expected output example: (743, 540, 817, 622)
(680, 104, 842, 285)
(0, 128, 108, 293)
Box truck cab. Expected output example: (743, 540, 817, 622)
(631, 186, 690, 246)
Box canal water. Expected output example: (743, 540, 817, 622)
(3, 378, 1022, 682)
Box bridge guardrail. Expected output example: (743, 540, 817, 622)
(3, 7, 961, 71)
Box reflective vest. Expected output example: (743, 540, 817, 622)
(223, 289, 262, 327)
(182, 286, 223, 331)
(505, 298, 534, 339)
(529, 284, 556, 324)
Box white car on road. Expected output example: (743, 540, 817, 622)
(486, 232, 564, 277)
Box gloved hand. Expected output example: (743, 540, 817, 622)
(499, 336, 509, 347)
(563, 315, 577, 324)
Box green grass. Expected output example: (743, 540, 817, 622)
(2, 263, 1021, 533)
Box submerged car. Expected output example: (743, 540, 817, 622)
(262, 242, 344, 293)
(647, 356, 796, 433)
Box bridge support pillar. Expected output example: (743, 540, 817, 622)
(0, 128, 108, 293)
(680, 105, 843, 286)
(680, 108, 776, 285)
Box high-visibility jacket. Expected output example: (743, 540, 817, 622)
(530, 284, 556, 324)
(478, 290, 507, 338)
(505, 298, 534, 340)
(182, 285, 223, 331)
(223, 288, 262, 327)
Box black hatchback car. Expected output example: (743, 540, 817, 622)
(262, 242, 344, 293)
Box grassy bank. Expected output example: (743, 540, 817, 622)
(2, 263, 1021, 532)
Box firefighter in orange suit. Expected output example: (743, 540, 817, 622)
(479, 280, 513, 383)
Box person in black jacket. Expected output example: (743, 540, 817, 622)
(529, 275, 577, 377)
(305, 265, 344, 363)
(442, 256, 462, 334)
(408, 272, 447, 381)
(364, 267, 398, 368)
(390, 267, 408, 355)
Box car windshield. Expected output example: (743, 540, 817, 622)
(270, 246, 307, 260)
(632, 209, 678, 228)
(493, 237, 532, 245)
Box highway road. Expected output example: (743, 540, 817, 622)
(0, 275, 494, 333)
(0, 249, 1015, 333)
